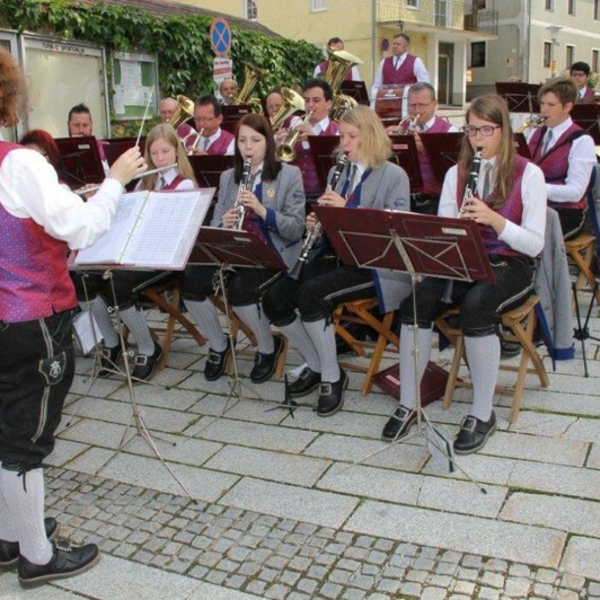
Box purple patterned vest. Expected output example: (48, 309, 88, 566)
(292, 121, 339, 196)
(382, 54, 417, 85)
(207, 129, 234, 155)
(529, 123, 587, 211)
(0, 143, 76, 322)
(456, 155, 528, 257)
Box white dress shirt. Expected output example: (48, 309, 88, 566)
(371, 51, 430, 101)
(193, 127, 235, 156)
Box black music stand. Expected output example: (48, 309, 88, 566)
(341, 81, 370, 106)
(222, 104, 252, 133)
(55, 136, 106, 189)
(104, 137, 147, 166)
(388, 134, 424, 192)
(495, 82, 541, 115)
(420, 132, 464, 189)
(513, 133, 532, 159)
(188, 156, 234, 225)
(190, 227, 287, 404)
(308, 135, 341, 195)
(314, 205, 493, 487)
(571, 104, 600, 145)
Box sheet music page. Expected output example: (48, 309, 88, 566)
(124, 189, 213, 269)
(74, 191, 147, 265)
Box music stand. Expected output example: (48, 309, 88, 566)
(222, 104, 252, 133)
(388, 134, 424, 193)
(495, 82, 541, 115)
(308, 135, 341, 195)
(513, 133, 532, 159)
(341, 81, 370, 106)
(188, 156, 234, 225)
(104, 137, 147, 166)
(55, 136, 106, 189)
(190, 227, 287, 404)
(420, 132, 464, 189)
(314, 205, 493, 488)
(571, 104, 600, 145)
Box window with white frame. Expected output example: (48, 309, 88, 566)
(568, 0, 575, 15)
(543, 42, 552, 68)
(593, 50, 599, 73)
(310, 0, 327, 11)
(245, 0, 257, 20)
(470, 42, 486, 68)
(595, 0, 600, 20)
(545, 0, 553, 10)
(407, 0, 419, 7)
(566, 45, 575, 69)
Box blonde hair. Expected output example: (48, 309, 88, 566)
(140, 124, 197, 191)
(338, 105, 391, 168)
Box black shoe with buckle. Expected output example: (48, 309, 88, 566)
(204, 346, 231, 381)
(98, 345, 121, 377)
(288, 367, 321, 397)
(131, 342, 163, 381)
(317, 368, 348, 417)
(18, 539, 100, 588)
(250, 336, 285, 384)
(381, 405, 417, 442)
(0, 518, 59, 569)
(500, 339, 521, 358)
(453, 412, 497, 455)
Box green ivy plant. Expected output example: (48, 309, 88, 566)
(0, 0, 322, 133)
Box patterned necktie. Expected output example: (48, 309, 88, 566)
(347, 164, 358, 198)
(542, 129, 553, 157)
(481, 162, 492, 201)
(156, 175, 166, 191)
(202, 136, 210, 151)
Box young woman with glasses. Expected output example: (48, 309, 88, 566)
(382, 94, 547, 454)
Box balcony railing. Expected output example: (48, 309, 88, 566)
(377, 0, 498, 36)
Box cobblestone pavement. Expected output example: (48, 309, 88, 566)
(1, 300, 599, 598)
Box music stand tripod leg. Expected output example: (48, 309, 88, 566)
(572, 280, 600, 377)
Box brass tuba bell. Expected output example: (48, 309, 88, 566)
(322, 48, 363, 121)
(232, 64, 266, 113)
(168, 95, 195, 130)
(269, 87, 306, 132)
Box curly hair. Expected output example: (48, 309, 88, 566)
(0, 49, 28, 127)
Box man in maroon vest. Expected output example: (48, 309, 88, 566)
(371, 33, 430, 101)
(285, 79, 339, 198)
(570, 61, 598, 103)
(313, 37, 361, 82)
(527, 78, 596, 239)
(189, 95, 235, 156)
(159, 96, 196, 142)
(386, 82, 457, 214)
(67, 103, 109, 174)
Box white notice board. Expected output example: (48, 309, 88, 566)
(112, 51, 158, 120)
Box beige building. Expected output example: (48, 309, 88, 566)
(175, 0, 498, 108)
(468, 0, 600, 97)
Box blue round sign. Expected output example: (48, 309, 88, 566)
(210, 18, 232, 57)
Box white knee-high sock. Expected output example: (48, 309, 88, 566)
(120, 306, 155, 356)
(233, 304, 274, 354)
(1, 468, 53, 564)
(278, 317, 321, 372)
(464, 334, 500, 421)
(303, 319, 339, 383)
(0, 472, 16, 542)
(399, 324, 433, 409)
(185, 299, 227, 352)
(90, 296, 119, 348)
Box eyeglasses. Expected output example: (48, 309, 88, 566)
(462, 125, 501, 137)
(407, 101, 434, 110)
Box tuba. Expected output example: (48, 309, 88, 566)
(168, 95, 195, 130)
(322, 48, 363, 122)
(270, 87, 305, 132)
(232, 65, 266, 113)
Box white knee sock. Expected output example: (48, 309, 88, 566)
(0, 473, 16, 542)
(90, 296, 119, 348)
(399, 324, 433, 409)
(185, 299, 227, 352)
(464, 334, 500, 421)
(120, 306, 155, 356)
(1, 468, 53, 564)
(278, 317, 321, 373)
(303, 319, 339, 383)
(234, 304, 274, 354)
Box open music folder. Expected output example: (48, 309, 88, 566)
(74, 188, 215, 270)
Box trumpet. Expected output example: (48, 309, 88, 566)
(288, 151, 349, 280)
(275, 111, 314, 163)
(232, 158, 253, 231)
(517, 115, 546, 134)
(182, 128, 203, 155)
(395, 113, 420, 134)
(72, 164, 177, 196)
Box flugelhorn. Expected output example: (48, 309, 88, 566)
(516, 116, 546, 134)
(288, 151, 349, 281)
(182, 127, 203, 155)
(396, 113, 420, 134)
(232, 158, 253, 231)
(275, 111, 313, 163)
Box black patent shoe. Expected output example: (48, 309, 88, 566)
(381, 405, 417, 442)
(0, 518, 59, 569)
(98, 345, 121, 377)
(131, 342, 163, 381)
(250, 335, 285, 384)
(317, 368, 348, 417)
(204, 346, 231, 381)
(288, 367, 321, 397)
(453, 412, 497, 455)
(18, 539, 100, 588)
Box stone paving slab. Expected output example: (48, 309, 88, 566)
(561, 536, 600, 581)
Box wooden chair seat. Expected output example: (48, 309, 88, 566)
(333, 298, 399, 396)
(565, 232, 600, 305)
(434, 294, 549, 424)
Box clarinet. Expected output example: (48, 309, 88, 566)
(287, 151, 349, 281)
(441, 147, 483, 303)
(232, 158, 252, 231)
